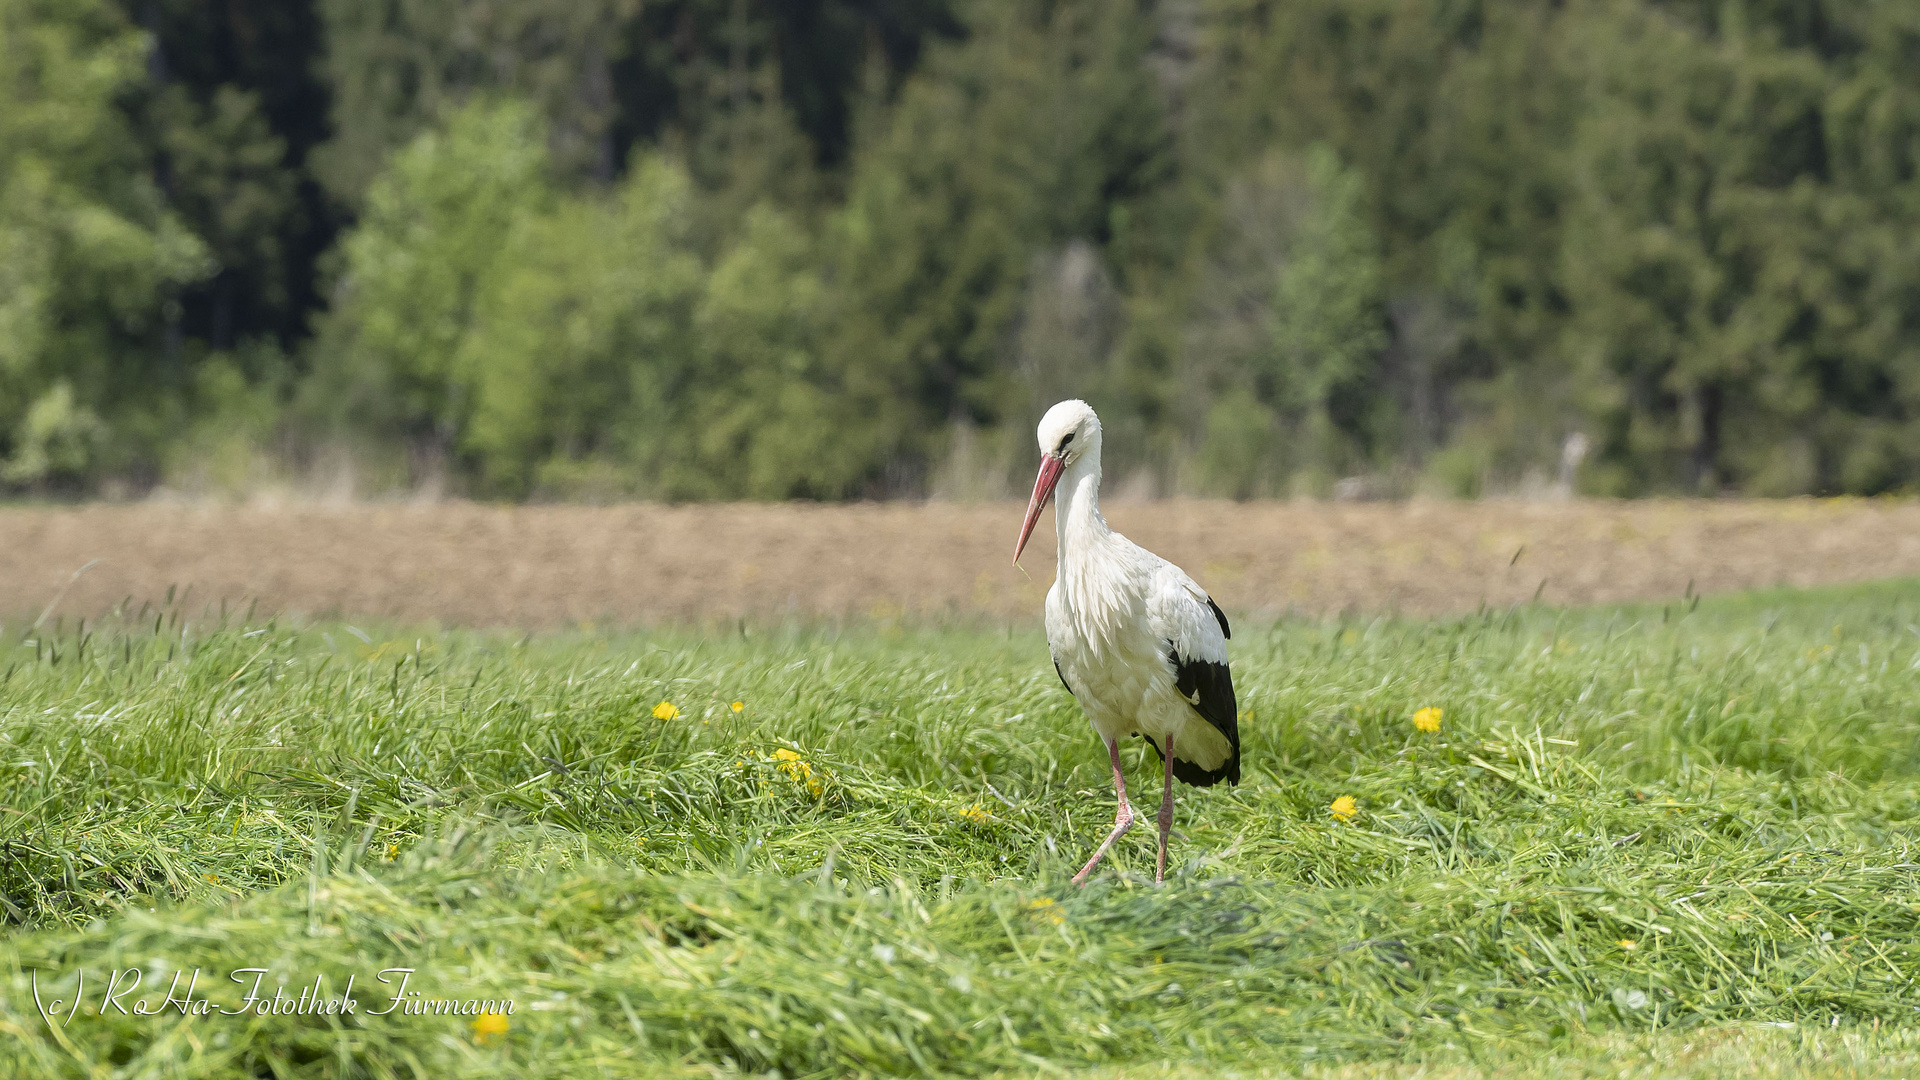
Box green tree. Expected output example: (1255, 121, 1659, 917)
(313, 0, 638, 203)
(1559, 0, 1920, 495)
(118, 0, 334, 355)
(0, 0, 211, 490)
(1182, 145, 1385, 496)
(1267, 144, 1387, 478)
(828, 0, 1170, 492)
(145, 84, 299, 350)
(13, 0, 1920, 501)
(311, 99, 717, 497)
(459, 157, 705, 497)
(679, 204, 846, 498)
(304, 99, 552, 482)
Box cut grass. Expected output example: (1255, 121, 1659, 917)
(2, 580, 1919, 1076)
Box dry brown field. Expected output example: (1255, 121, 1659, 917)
(3, 498, 1918, 628)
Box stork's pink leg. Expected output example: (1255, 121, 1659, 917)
(1072, 737, 1134, 885)
(1155, 734, 1175, 884)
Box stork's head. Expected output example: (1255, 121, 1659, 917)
(1014, 400, 1101, 564)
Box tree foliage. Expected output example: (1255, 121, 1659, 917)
(7, 0, 1920, 498)
(0, 0, 211, 488)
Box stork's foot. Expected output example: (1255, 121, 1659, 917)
(1071, 804, 1135, 886)
(1073, 735, 1137, 886)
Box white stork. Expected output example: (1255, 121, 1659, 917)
(1013, 399, 1240, 885)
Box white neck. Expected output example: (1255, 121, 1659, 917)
(1053, 446, 1110, 570)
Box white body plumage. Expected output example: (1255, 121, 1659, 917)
(1044, 448, 1236, 775)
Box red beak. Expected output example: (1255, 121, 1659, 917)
(1014, 454, 1066, 565)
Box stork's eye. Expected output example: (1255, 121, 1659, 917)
(1058, 432, 1075, 451)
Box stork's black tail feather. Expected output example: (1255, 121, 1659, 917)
(1144, 734, 1240, 787)
(1157, 643, 1241, 787)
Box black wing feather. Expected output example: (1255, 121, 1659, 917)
(1148, 639, 1241, 787)
(1207, 597, 1231, 640)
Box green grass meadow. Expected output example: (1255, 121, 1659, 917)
(3, 582, 1920, 1077)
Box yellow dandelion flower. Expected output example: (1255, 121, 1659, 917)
(1412, 706, 1443, 732)
(1329, 795, 1358, 822)
(958, 804, 994, 824)
(731, 701, 744, 712)
(472, 1011, 510, 1044)
(1618, 939, 1637, 950)
(203, 873, 220, 884)
(1026, 897, 1065, 925)
(652, 701, 679, 721)
(385, 842, 398, 861)
(770, 748, 826, 795)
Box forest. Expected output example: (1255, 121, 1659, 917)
(2, 0, 1917, 501)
